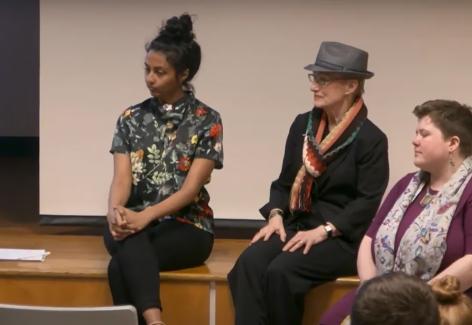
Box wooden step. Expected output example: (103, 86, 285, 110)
(0, 228, 359, 324)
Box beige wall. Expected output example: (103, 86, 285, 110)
(40, 0, 472, 219)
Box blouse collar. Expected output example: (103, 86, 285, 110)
(151, 92, 194, 127)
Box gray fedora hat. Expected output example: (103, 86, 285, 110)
(304, 41, 374, 79)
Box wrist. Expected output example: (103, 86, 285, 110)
(107, 204, 120, 218)
(106, 208, 115, 222)
(268, 208, 283, 220)
(142, 208, 155, 223)
(322, 223, 334, 238)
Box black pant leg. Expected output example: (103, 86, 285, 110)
(107, 256, 131, 305)
(227, 231, 296, 325)
(265, 238, 356, 325)
(104, 219, 213, 319)
(114, 228, 161, 313)
(148, 219, 214, 271)
(104, 226, 135, 306)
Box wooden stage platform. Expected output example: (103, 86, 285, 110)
(0, 227, 359, 325)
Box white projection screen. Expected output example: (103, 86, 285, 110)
(40, 0, 472, 220)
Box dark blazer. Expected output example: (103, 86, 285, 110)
(260, 107, 389, 251)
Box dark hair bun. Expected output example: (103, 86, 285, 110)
(158, 14, 195, 44)
(146, 13, 201, 90)
(432, 275, 462, 304)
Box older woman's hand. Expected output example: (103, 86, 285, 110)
(282, 226, 328, 255)
(251, 214, 287, 244)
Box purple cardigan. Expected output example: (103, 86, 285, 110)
(320, 173, 472, 325)
(367, 173, 472, 276)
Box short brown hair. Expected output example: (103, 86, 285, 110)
(432, 275, 472, 325)
(351, 272, 439, 325)
(413, 99, 472, 157)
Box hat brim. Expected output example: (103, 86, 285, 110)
(304, 63, 374, 79)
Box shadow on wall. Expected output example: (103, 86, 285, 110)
(0, 137, 39, 225)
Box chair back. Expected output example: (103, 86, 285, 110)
(0, 304, 138, 325)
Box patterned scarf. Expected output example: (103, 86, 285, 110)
(289, 98, 367, 213)
(374, 156, 472, 280)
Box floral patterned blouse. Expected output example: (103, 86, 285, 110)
(110, 93, 223, 234)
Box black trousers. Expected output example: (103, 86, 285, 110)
(227, 222, 356, 325)
(103, 219, 213, 322)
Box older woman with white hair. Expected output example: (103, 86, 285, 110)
(228, 41, 389, 325)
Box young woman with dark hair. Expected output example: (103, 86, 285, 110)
(103, 14, 223, 325)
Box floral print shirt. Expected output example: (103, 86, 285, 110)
(110, 93, 223, 234)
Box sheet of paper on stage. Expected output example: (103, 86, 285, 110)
(0, 248, 50, 261)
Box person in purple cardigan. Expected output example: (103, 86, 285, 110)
(320, 99, 472, 325)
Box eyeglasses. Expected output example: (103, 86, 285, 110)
(307, 73, 336, 87)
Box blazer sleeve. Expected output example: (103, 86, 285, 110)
(259, 114, 305, 219)
(325, 133, 389, 243)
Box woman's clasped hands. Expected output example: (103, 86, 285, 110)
(107, 206, 153, 240)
